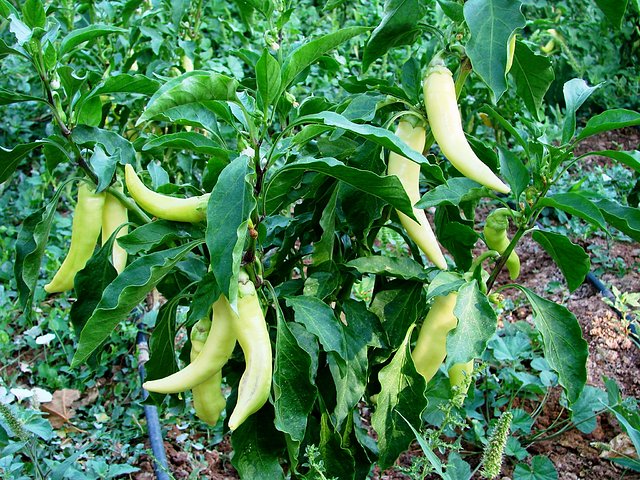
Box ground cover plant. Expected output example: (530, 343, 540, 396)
(1, 0, 639, 478)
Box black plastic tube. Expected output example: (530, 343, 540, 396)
(136, 329, 171, 480)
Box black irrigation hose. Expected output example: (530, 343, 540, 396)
(136, 329, 171, 480)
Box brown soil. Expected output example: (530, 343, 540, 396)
(134, 128, 640, 479)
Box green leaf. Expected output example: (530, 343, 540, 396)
(346, 256, 429, 281)
(142, 132, 230, 158)
(435, 205, 478, 270)
(72, 126, 136, 165)
(329, 300, 383, 428)
(437, 0, 464, 22)
(59, 25, 126, 56)
(463, 0, 526, 101)
(510, 40, 555, 121)
(21, 0, 45, 28)
(118, 221, 204, 255)
(69, 232, 118, 336)
(256, 49, 281, 109)
(269, 156, 418, 221)
(293, 111, 444, 182)
(186, 273, 220, 324)
(513, 455, 558, 480)
(516, 287, 588, 405)
(0, 142, 42, 182)
(145, 301, 179, 404)
(561, 79, 601, 144)
(480, 105, 529, 155)
(362, 0, 427, 71)
(0, 88, 46, 106)
(498, 146, 529, 199)
(570, 385, 607, 434)
(286, 296, 347, 359)
(273, 296, 316, 460)
(594, 0, 629, 28)
(205, 156, 255, 310)
(417, 177, 489, 209)
(594, 199, 640, 242)
(313, 188, 339, 266)
(576, 109, 640, 142)
(539, 192, 608, 232)
(446, 281, 497, 367)
(0, 0, 19, 18)
(88, 145, 116, 193)
(14, 182, 68, 312)
(318, 413, 356, 479)
(138, 71, 239, 124)
(85, 74, 160, 99)
(371, 324, 427, 470)
(0, 38, 29, 59)
(585, 150, 640, 174)
(231, 409, 285, 480)
(281, 26, 368, 92)
(71, 242, 202, 367)
(370, 280, 425, 349)
(531, 231, 590, 292)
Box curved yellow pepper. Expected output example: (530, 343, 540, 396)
(387, 121, 448, 270)
(45, 182, 106, 293)
(423, 59, 511, 194)
(124, 164, 209, 223)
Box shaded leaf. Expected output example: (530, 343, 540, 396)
(71, 242, 202, 367)
(531, 230, 590, 292)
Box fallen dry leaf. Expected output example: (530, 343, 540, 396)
(40, 388, 81, 428)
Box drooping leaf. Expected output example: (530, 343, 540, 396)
(576, 109, 640, 142)
(0, 142, 42, 182)
(231, 408, 286, 480)
(273, 294, 316, 464)
(69, 232, 119, 336)
(346, 255, 429, 281)
(463, 0, 526, 101)
(539, 192, 608, 232)
(370, 280, 426, 349)
(14, 181, 70, 312)
(72, 126, 136, 166)
(205, 156, 255, 310)
(584, 150, 640, 174)
(362, 0, 427, 71)
(594, 199, 640, 242)
(561, 79, 601, 144)
(0, 88, 46, 106)
(292, 112, 445, 182)
(510, 40, 555, 121)
(417, 177, 490, 209)
(531, 230, 590, 292)
(142, 132, 230, 158)
(286, 295, 347, 359)
(268, 156, 418, 221)
(516, 287, 588, 405)
(371, 324, 427, 470)
(446, 281, 498, 367)
(498, 146, 530, 199)
(117, 220, 205, 255)
(329, 300, 383, 428)
(71, 242, 203, 367)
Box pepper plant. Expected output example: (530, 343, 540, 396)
(2, 0, 640, 478)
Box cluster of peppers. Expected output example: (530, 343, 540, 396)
(389, 53, 519, 393)
(46, 50, 520, 426)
